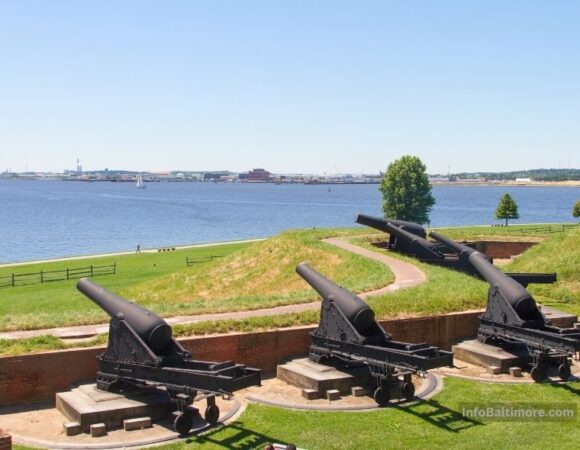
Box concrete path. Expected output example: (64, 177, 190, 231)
(0, 237, 425, 340)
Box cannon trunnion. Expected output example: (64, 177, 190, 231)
(297, 263, 452, 405)
(77, 278, 261, 435)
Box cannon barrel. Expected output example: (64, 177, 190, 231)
(467, 252, 538, 320)
(77, 278, 173, 352)
(382, 221, 441, 253)
(355, 213, 426, 238)
(296, 263, 375, 333)
(429, 231, 477, 256)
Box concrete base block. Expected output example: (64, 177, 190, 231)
(301, 389, 319, 400)
(277, 358, 371, 395)
(453, 340, 529, 372)
(326, 389, 340, 401)
(56, 383, 172, 433)
(90, 423, 107, 437)
(123, 417, 152, 431)
(509, 367, 522, 377)
(351, 386, 368, 397)
(63, 421, 81, 436)
(541, 306, 578, 328)
(486, 365, 501, 375)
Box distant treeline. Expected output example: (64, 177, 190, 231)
(442, 168, 580, 182)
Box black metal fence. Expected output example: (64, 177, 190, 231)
(507, 223, 579, 234)
(0, 262, 117, 288)
(185, 255, 224, 267)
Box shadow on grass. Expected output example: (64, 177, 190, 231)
(185, 422, 291, 449)
(546, 379, 580, 396)
(397, 398, 483, 433)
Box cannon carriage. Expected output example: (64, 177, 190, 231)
(296, 263, 452, 405)
(77, 278, 261, 435)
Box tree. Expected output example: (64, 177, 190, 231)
(379, 155, 435, 224)
(495, 193, 519, 226)
(573, 200, 580, 218)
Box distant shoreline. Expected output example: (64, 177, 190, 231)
(431, 180, 580, 187)
(1, 177, 579, 187)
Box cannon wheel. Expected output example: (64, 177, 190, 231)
(401, 381, 415, 401)
(558, 363, 571, 381)
(530, 364, 547, 383)
(204, 404, 220, 424)
(373, 387, 390, 406)
(174, 412, 193, 435)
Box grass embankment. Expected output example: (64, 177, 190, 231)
(123, 228, 392, 316)
(0, 228, 391, 333)
(2, 225, 578, 357)
(0, 242, 251, 332)
(440, 225, 580, 316)
(13, 377, 580, 450)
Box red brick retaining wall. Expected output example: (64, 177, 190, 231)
(0, 430, 11, 450)
(475, 241, 537, 259)
(0, 310, 482, 408)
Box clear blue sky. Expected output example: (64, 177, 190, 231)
(1, 1, 578, 174)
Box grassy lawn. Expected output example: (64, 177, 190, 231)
(1, 225, 578, 357)
(0, 228, 392, 332)
(0, 242, 251, 332)
(13, 377, 578, 450)
(123, 228, 392, 317)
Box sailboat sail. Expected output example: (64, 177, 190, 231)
(136, 174, 146, 189)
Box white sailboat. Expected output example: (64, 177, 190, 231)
(136, 174, 146, 189)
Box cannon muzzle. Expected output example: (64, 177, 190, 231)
(296, 263, 375, 332)
(467, 252, 538, 320)
(77, 278, 173, 352)
(355, 213, 427, 238)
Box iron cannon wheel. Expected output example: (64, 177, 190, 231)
(373, 387, 390, 406)
(401, 381, 415, 400)
(174, 412, 193, 435)
(530, 365, 547, 383)
(558, 363, 571, 381)
(205, 404, 220, 424)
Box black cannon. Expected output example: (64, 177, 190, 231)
(296, 263, 452, 405)
(77, 278, 261, 435)
(468, 252, 580, 382)
(356, 213, 556, 287)
(429, 231, 557, 287)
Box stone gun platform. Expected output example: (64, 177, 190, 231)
(277, 358, 372, 397)
(452, 340, 530, 372)
(56, 384, 173, 433)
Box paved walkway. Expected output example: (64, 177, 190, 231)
(0, 237, 426, 340)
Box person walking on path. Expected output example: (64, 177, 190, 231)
(136, 243, 141, 253)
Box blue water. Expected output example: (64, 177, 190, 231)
(1, 180, 578, 263)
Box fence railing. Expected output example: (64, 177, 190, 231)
(506, 223, 579, 234)
(185, 255, 224, 267)
(0, 262, 117, 288)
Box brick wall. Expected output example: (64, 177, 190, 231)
(0, 430, 11, 450)
(0, 310, 482, 408)
(475, 241, 536, 259)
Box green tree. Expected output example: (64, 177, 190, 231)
(495, 193, 519, 226)
(573, 200, 580, 218)
(379, 155, 435, 224)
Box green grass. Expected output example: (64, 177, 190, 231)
(434, 225, 580, 316)
(2, 225, 578, 357)
(0, 242, 251, 331)
(123, 228, 392, 317)
(13, 377, 576, 450)
(0, 228, 392, 332)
